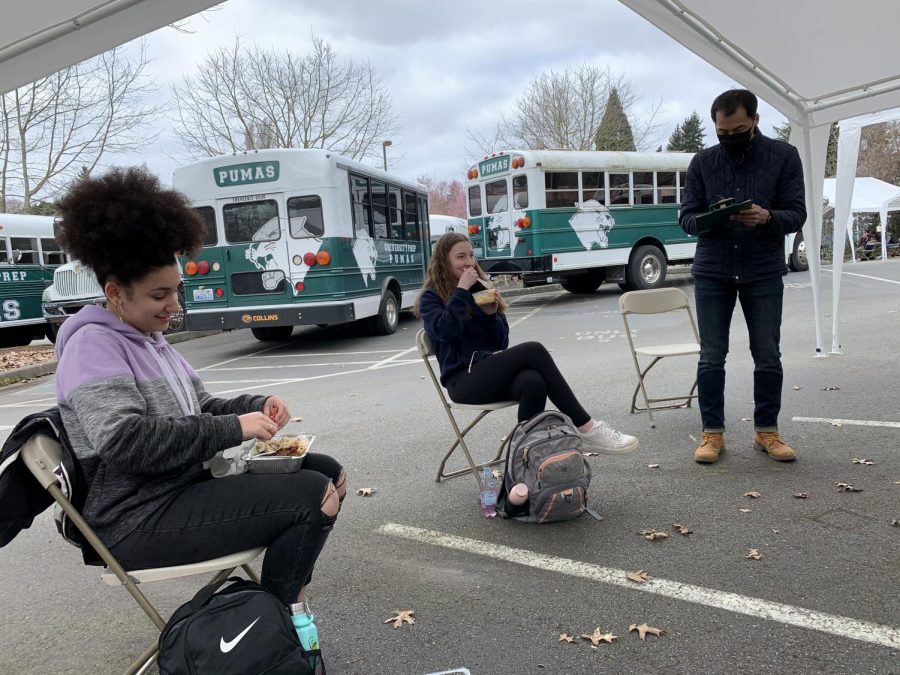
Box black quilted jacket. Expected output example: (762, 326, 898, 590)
(679, 132, 806, 282)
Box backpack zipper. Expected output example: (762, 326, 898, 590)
(537, 450, 584, 480)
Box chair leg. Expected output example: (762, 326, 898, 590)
(125, 642, 159, 675)
(437, 410, 491, 486)
(242, 563, 261, 583)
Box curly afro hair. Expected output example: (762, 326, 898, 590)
(56, 166, 205, 287)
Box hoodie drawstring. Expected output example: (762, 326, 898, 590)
(144, 342, 196, 416)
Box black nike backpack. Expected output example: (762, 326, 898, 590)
(158, 578, 323, 675)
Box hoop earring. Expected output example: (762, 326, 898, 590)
(113, 302, 127, 323)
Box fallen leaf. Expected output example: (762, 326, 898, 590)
(647, 463, 660, 469)
(384, 610, 415, 628)
(626, 570, 651, 583)
(558, 633, 577, 643)
(745, 548, 762, 560)
(581, 627, 616, 645)
(583, 452, 600, 457)
(740, 417, 751, 422)
(499, 435, 508, 442)
(639, 529, 670, 541)
(628, 623, 663, 640)
(689, 434, 697, 443)
(738, 508, 752, 513)
(419, 375, 425, 380)
(830, 421, 843, 427)
(290, 416, 304, 423)
(891, 519, 899, 527)
(793, 493, 809, 499)
(491, 469, 502, 480)
(821, 386, 840, 391)
(792, 386, 802, 390)
(672, 523, 693, 536)
(357, 487, 377, 496)
(744, 491, 761, 498)
(836, 482, 862, 492)
(772, 528, 780, 534)
(852, 458, 875, 465)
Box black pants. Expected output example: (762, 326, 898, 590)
(109, 453, 342, 606)
(446, 341, 590, 426)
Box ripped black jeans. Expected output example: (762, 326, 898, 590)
(109, 453, 343, 606)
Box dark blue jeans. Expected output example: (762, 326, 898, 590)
(693, 275, 784, 433)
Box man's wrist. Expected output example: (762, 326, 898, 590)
(765, 210, 774, 225)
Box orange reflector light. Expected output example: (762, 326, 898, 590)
(303, 252, 317, 266)
(295, 282, 305, 292)
(184, 261, 198, 276)
(316, 250, 330, 265)
(214, 287, 224, 297)
(523, 216, 531, 228)
(197, 260, 210, 275)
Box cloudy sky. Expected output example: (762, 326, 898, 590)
(106, 0, 786, 186)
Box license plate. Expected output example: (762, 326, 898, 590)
(192, 288, 214, 302)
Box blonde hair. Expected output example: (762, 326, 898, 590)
(413, 233, 508, 316)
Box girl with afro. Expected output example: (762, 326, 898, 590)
(53, 167, 344, 634)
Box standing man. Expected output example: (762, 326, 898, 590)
(680, 89, 806, 464)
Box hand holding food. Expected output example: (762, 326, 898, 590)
(457, 267, 479, 290)
(263, 395, 291, 429)
(239, 411, 278, 441)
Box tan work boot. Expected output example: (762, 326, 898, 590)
(753, 431, 797, 461)
(694, 432, 725, 463)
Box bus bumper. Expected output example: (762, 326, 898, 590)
(478, 255, 552, 274)
(186, 304, 356, 331)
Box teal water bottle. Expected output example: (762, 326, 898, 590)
(290, 602, 319, 652)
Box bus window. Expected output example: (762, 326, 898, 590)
(10, 237, 38, 264)
(609, 173, 631, 205)
(0, 238, 8, 264)
(370, 179, 389, 239)
(288, 196, 325, 238)
(40, 237, 66, 265)
(545, 172, 578, 208)
(485, 179, 508, 214)
(418, 196, 429, 240)
(350, 174, 371, 234)
(388, 186, 404, 239)
(468, 185, 482, 217)
(223, 200, 279, 243)
(403, 191, 420, 239)
(658, 172, 677, 204)
(634, 172, 654, 205)
(231, 270, 286, 295)
(513, 176, 529, 209)
(582, 171, 605, 205)
(194, 206, 218, 246)
(677, 171, 688, 203)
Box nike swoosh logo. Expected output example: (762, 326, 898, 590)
(220, 617, 260, 653)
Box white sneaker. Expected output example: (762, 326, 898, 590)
(579, 420, 639, 455)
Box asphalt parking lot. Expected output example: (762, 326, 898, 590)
(0, 262, 898, 674)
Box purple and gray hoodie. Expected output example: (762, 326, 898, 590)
(55, 306, 267, 547)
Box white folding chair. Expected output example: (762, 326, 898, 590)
(20, 434, 264, 675)
(415, 329, 515, 485)
(619, 288, 701, 428)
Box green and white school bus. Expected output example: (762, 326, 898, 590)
(173, 149, 430, 341)
(465, 149, 807, 293)
(465, 150, 695, 293)
(0, 214, 67, 347)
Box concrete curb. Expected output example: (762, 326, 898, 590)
(0, 330, 223, 386)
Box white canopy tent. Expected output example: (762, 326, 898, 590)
(620, 0, 900, 356)
(0, 0, 220, 94)
(822, 176, 900, 262)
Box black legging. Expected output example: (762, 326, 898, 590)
(446, 341, 590, 426)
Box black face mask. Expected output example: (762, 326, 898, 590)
(717, 125, 755, 159)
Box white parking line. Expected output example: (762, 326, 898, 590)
(820, 268, 900, 286)
(252, 349, 406, 359)
(378, 523, 900, 650)
(792, 416, 900, 428)
(207, 361, 387, 371)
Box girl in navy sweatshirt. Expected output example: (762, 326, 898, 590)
(54, 167, 343, 621)
(415, 233, 639, 454)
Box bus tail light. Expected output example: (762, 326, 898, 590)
(184, 261, 198, 276)
(295, 282, 305, 292)
(516, 218, 524, 228)
(316, 251, 331, 265)
(303, 252, 317, 266)
(468, 224, 480, 235)
(214, 287, 224, 297)
(523, 216, 531, 228)
(197, 260, 210, 275)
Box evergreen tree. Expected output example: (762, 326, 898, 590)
(595, 88, 636, 151)
(666, 111, 705, 152)
(772, 121, 839, 176)
(773, 121, 791, 143)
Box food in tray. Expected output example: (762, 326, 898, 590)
(471, 278, 498, 306)
(251, 435, 311, 458)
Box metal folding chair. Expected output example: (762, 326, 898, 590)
(20, 433, 263, 675)
(619, 288, 701, 428)
(415, 329, 514, 485)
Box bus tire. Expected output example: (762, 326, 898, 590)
(788, 232, 808, 272)
(0, 326, 33, 348)
(251, 326, 294, 341)
(560, 271, 604, 294)
(370, 290, 400, 335)
(624, 245, 666, 291)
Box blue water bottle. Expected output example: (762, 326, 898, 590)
(291, 601, 319, 655)
(479, 466, 498, 517)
